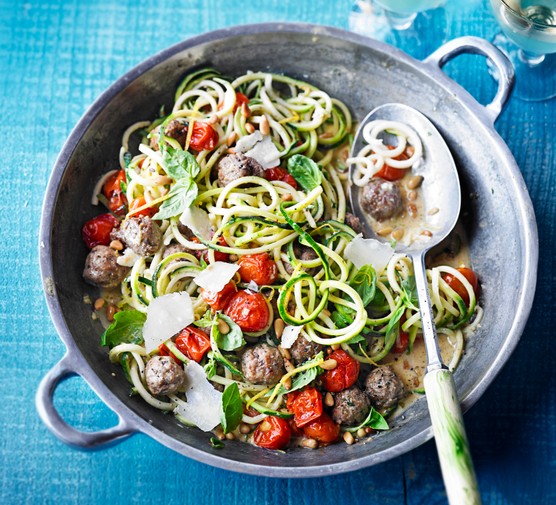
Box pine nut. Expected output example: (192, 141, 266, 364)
(421, 230, 433, 237)
(324, 392, 334, 407)
(320, 358, 338, 370)
(278, 346, 291, 360)
(281, 194, 293, 202)
(357, 428, 367, 438)
(284, 359, 295, 372)
(241, 102, 251, 119)
(228, 254, 238, 262)
(227, 148, 236, 154)
(106, 304, 118, 322)
(391, 228, 405, 241)
(407, 190, 417, 201)
(239, 423, 251, 434)
(215, 426, 225, 440)
(301, 438, 318, 449)
(259, 420, 272, 432)
(343, 431, 355, 445)
(226, 131, 237, 146)
(110, 239, 123, 251)
(331, 343, 340, 351)
(245, 123, 255, 134)
(260, 114, 270, 135)
(376, 227, 393, 236)
(94, 298, 105, 310)
(217, 318, 230, 334)
(283, 377, 292, 390)
(225, 432, 235, 440)
(407, 175, 424, 190)
(408, 203, 418, 217)
(274, 318, 285, 339)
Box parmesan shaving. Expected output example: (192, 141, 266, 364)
(280, 326, 303, 349)
(116, 248, 141, 267)
(344, 234, 394, 275)
(179, 207, 212, 240)
(193, 262, 239, 293)
(234, 130, 281, 168)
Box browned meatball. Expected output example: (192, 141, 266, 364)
(149, 119, 188, 150)
(83, 245, 130, 288)
(217, 153, 265, 187)
(145, 356, 186, 396)
(289, 335, 323, 365)
(241, 343, 285, 385)
(360, 178, 402, 221)
(332, 386, 371, 426)
(365, 366, 406, 410)
(345, 212, 364, 235)
(111, 216, 162, 257)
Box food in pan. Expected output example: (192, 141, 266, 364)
(81, 68, 482, 451)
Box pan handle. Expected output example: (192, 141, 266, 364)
(36, 353, 135, 448)
(424, 36, 515, 123)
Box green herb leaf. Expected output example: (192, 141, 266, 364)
(287, 154, 322, 191)
(344, 407, 389, 433)
(384, 305, 405, 352)
(276, 352, 324, 395)
(214, 313, 245, 351)
(401, 275, 419, 310)
(153, 177, 198, 220)
(101, 310, 146, 348)
(204, 352, 217, 379)
(162, 145, 200, 180)
(194, 310, 214, 329)
(220, 382, 243, 434)
(209, 437, 225, 449)
(331, 304, 355, 329)
(350, 265, 377, 307)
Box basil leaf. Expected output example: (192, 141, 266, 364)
(220, 382, 243, 434)
(194, 310, 214, 329)
(204, 352, 217, 379)
(101, 310, 146, 348)
(350, 265, 377, 307)
(287, 154, 322, 191)
(401, 275, 419, 310)
(276, 351, 324, 395)
(153, 177, 198, 220)
(214, 313, 245, 351)
(344, 407, 389, 433)
(162, 145, 200, 180)
(384, 305, 405, 352)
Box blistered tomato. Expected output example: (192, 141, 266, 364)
(201, 281, 238, 312)
(286, 387, 323, 428)
(442, 267, 479, 306)
(102, 170, 128, 215)
(253, 416, 292, 450)
(320, 349, 360, 392)
(189, 123, 218, 151)
(82, 213, 119, 249)
(224, 290, 270, 333)
(237, 253, 278, 286)
(302, 413, 340, 444)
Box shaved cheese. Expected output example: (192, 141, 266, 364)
(193, 261, 239, 293)
(179, 207, 212, 240)
(281, 325, 303, 349)
(344, 234, 394, 275)
(235, 131, 262, 153)
(143, 292, 194, 353)
(116, 248, 141, 267)
(245, 135, 281, 169)
(173, 361, 222, 432)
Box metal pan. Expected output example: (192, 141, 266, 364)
(36, 23, 537, 478)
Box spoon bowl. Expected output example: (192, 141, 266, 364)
(349, 103, 481, 505)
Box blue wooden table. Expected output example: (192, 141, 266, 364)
(2, 0, 554, 503)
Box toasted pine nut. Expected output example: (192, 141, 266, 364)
(320, 358, 338, 371)
(228, 254, 238, 262)
(94, 298, 105, 311)
(391, 229, 405, 241)
(281, 194, 293, 202)
(274, 318, 285, 339)
(225, 432, 235, 440)
(365, 427, 374, 434)
(408, 203, 418, 217)
(245, 123, 255, 134)
(218, 318, 230, 334)
(260, 114, 270, 135)
(357, 428, 367, 439)
(106, 304, 118, 322)
(215, 426, 225, 440)
(331, 343, 340, 351)
(239, 423, 251, 434)
(324, 392, 334, 407)
(110, 239, 124, 251)
(227, 148, 236, 154)
(259, 420, 272, 432)
(407, 175, 424, 190)
(284, 359, 295, 372)
(278, 346, 291, 360)
(226, 131, 237, 146)
(241, 102, 251, 118)
(421, 230, 433, 237)
(407, 190, 417, 202)
(301, 438, 318, 449)
(376, 227, 393, 237)
(283, 377, 292, 390)
(343, 431, 355, 445)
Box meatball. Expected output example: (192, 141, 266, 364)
(241, 343, 285, 385)
(149, 119, 188, 150)
(145, 355, 186, 396)
(289, 335, 323, 365)
(83, 245, 130, 288)
(345, 212, 364, 235)
(111, 216, 162, 257)
(332, 386, 371, 426)
(162, 243, 195, 259)
(284, 242, 319, 275)
(217, 153, 265, 187)
(360, 178, 403, 221)
(365, 366, 406, 410)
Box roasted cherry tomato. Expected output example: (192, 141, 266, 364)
(224, 290, 270, 333)
(234, 92, 250, 111)
(128, 196, 158, 218)
(321, 349, 360, 392)
(174, 326, 211, 362)
(442, 267, 479, 306)
(373, 146, 411, 182)
(201, 281, 238, 312)
(392, 329, 410, 354)
(196, 236, 230, 263)
(264, 167, 298, 189)
(302, 413, 340, 444)
(237, 253, 278, 286)
(82, 213, 119, 249)
(189, 123, 218, 151)
(253, 416, 292, 450)
(102, 170, 128, 215)
(286, 387, 323, 428)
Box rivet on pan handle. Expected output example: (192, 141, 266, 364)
(424, 36, 515, 123)
(35, 353, 135, 448)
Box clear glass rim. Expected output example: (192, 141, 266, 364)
(497, 0, 556, 28)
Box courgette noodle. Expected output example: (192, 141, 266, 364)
(95, 68, 482, 448)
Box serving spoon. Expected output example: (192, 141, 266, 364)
(349, 104, 481, 505)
